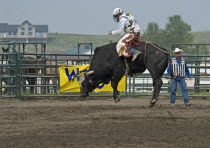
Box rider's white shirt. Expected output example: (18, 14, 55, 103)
(112, 14, 140, 35)
(112, 17, 128, 35)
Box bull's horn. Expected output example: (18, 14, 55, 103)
(86, 71, 94, 76)
(77, 73, 85, 78)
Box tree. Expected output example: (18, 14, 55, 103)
(143, 15, 194, 50)
(143, 22, 161, 44)
(163, 15, 193, 49)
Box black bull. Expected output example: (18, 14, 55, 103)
(79, 42, 169, 107)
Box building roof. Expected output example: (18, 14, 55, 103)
(6, 25, 18, 33)
(20, 20, 33, 26)
(0, 20, 48, 33)
(35, 25, 48, 32)
(0, 23, 8, 32)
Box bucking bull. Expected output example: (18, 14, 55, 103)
(78, 41, 169, 107)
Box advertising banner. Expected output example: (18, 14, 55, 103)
(59, 65, 126, 92)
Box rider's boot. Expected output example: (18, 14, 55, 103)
(129, 47, 141, 61)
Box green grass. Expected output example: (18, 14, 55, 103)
(47, 33, 121, 52)
(192, 30, 210, 43)
(45, 31, 210, 53)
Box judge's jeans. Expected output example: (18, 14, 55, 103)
(170, 77, 190, 104)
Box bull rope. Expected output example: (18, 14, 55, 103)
(147, 42, 169, 54)
(144, 42, 170, 64)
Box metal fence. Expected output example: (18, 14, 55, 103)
(127, 55, 210, 97)
(0, 52, 92, 98)
(1, 52, 210, 99)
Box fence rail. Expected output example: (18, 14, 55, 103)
(0, 52, 210, 98)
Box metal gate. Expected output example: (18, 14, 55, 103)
(1, 42, 210, 99)
(0, 51, 93, 99)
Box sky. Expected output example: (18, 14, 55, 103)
(1, 0, 210, 35)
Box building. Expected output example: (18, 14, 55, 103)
(0, 20, 48, 43)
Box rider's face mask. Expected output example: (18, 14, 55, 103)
(113, 15, 120, 22)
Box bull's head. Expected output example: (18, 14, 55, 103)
(78, 70, 94, 98)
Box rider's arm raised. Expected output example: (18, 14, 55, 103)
(112, 17, 127, 35)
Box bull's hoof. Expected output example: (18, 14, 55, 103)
(149, 99, 158, 107)
(81, 95, 86, 98)
(114, 96, 121, 103)
(149, 102, 156, 107)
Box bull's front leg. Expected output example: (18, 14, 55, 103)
(111, 80, 121, 103)
(111, 69, 124, 103)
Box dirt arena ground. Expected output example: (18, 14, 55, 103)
(0, 97, 210, 148)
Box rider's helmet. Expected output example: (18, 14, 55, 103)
(112, 8, 123, 22)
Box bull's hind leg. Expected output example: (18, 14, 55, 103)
(150, 77, 163, 107)
(148, 70, 163, 107)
